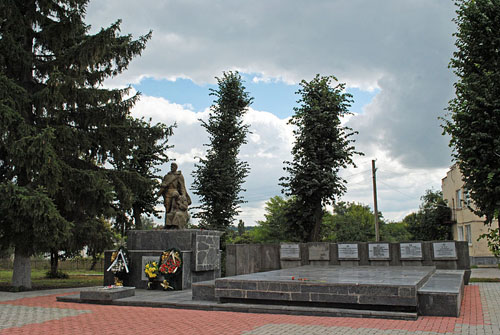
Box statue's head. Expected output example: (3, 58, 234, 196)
(170, 162, 178, 172)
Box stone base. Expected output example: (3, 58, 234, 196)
(104, 230, 222, 290)
(80, 286, 135, 302)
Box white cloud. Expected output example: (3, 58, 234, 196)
(85, 0, 459, 224)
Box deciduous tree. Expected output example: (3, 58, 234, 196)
(281, 75, 361, 242)
(443, 0, 500, 228)
(191, 71, 252, 232)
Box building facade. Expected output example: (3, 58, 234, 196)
(441, 164, 499, 266)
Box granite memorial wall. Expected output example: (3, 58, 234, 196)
(226, 241, 470, 283)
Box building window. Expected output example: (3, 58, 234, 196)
(456, 189, 462, 209)
(458, 226, 464, 241)
(465, 225, 472, 244)
(464, 188, 471, 207)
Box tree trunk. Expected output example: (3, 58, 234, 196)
(12, 247, 31, 289)
(310, 204, 323, 242)
(133, 205, 142, 230)
(50, 250, 59, 276)
(89, 253, 98, 271)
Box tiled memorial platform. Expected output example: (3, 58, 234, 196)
(215, 265, 434, 309)
(59, 265, 465, 320)
(201, 265, 466, 318)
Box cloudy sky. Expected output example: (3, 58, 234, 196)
(85, 0, 458, 225)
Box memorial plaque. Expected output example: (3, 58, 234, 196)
(141, 256, 159, 281)
(433, 242, 457, 259)
(308, 244, 330, 261)
(338, 243, 359, 259)
(368, 243, 390, 259)
(400, 243, 423, 259)
(280, 243, 300, 260)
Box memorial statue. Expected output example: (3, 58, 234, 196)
(157, 162, 191, 229)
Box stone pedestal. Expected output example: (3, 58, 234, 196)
(104, 229, 222, 290)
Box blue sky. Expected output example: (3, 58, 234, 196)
(133, 75, 379, 118)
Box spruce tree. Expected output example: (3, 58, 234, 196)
(281, 75, 361, 242)
(191, 71, 252, 231)
(0, 0, 151, 287)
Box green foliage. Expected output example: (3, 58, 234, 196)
(45, 270, 69, 279)
(192, 71, 252, 232)
(0, 183, 71, 255)
(322, 202, 376, 242)
(281, 75, 362, 242)
(111, 118, 174, 230)
(0, 0, 154, 285)
(251, 196, 297, 243)
(405, 190, 452, 241)
(442, 0, 500, 228)
(381, 222, 412, 243)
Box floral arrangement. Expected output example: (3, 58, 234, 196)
(144, 261, 159, 280)
(159, 249, 182, 275)
(107, 246, 129, 286)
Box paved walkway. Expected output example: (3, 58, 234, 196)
(0, 282, 499, 334)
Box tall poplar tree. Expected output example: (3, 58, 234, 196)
(442, 0, 500, 254)
(191, 71, 252, 231)
(0, 0, 151, 287)
(281, 75, 361, 242)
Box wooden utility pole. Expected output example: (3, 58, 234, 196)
(372, 160, 380, 242)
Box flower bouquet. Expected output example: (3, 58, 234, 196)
(144, 260, 159, 289)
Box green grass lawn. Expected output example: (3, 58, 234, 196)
(0, 269, 104, 291)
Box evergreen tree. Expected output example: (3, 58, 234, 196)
(191, 71, 252, 231)
(112, 118, 174, 230)
(281, 75, 361, 242)
(0, 0, 151, 287)
(443, 0, 500, 232)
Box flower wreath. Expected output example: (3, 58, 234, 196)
(107, 246, 129, 285)
(159, 248, 182, 275)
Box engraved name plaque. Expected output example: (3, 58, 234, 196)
(368, 243, 390, 259)
(433, 242, 457, 259)
(280, 243, 300, 260)
(338, 243, 359, 259)
(400, 242, 423, 259)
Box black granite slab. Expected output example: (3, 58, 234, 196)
(215, 265, 436, 309)
(417, 270, 465, 317)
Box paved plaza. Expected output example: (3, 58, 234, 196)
(0, 281, 498, 335)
